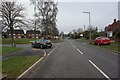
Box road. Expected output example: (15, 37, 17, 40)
(22, 39, 118, 79)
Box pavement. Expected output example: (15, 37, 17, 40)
(21, 39, 119, 79)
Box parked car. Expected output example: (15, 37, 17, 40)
(93, 37, 110, 45)
(31, 39, 52, 49)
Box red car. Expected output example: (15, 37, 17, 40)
(93, 37, 110, 45)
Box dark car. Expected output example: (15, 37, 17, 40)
(93, 37, 110, 45)
(31, 39, 52, 49)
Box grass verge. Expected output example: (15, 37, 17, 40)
(0, 46, 22, 55)
(77, 38, 119, 53)
(2, 56, 40, 78)
(77, 38, 90, 44)
(98, 42, 119, 52)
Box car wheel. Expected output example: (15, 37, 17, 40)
(40, 45, 43, 49)
(108, 43, 110, 45)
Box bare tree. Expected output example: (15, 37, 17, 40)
(77, 28, 83, 33)
(0, 2, 24, 47)
(30, 0, 58, 36)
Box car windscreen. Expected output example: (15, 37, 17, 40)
(41, 40, 51, 42)
(102, 38, 109, 40)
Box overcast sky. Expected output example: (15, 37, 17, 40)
(17, 0, 119, 33)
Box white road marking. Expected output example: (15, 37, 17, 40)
(48, 45, 58, 56)
(73, 45, 76, 48)
(42, 50, 46, 57)
(77, 48, 83, 54)
(82, 43, 86, 44)
(71, 43, 76, 48)
(17, 50, 46, 79)
(48, 42, 62, 56)
(69, 41, 84, 55)
(89, 60, 111, 80)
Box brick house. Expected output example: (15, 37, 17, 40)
(105, 19, 120, 42)
(26, 30, 41, 39)
(7, 29, 25, 38)
(105, 19, 120, 37)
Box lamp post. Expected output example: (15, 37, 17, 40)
(83, 12, 92, 42)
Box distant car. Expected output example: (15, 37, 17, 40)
(93, 37, 110, 45)
(31, 39, 52, 49)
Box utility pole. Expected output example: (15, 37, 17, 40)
(84, 25, 85, 38)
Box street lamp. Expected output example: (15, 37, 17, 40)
(83, 12, 92, 42)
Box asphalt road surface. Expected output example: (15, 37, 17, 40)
(23, 39, 119, 79)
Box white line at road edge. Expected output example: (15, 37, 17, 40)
(48, 42, 62, 56)
(17, 50, 46, 79)
(89, 60, 111, 80)
(77, 48, 83, 54)
(48, 46, 58, 56)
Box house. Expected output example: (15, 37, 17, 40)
(7, 29, 25, 38)
(105, 19, 120, 38)
(26, 30, 41, 39)
(2, 32, 8, 38)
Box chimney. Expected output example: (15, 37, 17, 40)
(114, 19, 116, 22)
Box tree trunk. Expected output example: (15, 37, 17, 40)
(10, 27, 15, 47)
(34, 22, 36, 39)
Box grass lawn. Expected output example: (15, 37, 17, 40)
(77, 38, 119, 53)
(1, 38, 38, 44)
(0, 61, 2, 74)
(1, 38, 62, 44)
(0, 46, 22, 55)
(2, 56, 40, 78)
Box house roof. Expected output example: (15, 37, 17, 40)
(26, 30, 41, 34)
(7, 29, 24, 34)
(105, 19, 120, 31)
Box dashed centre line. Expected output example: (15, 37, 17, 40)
(89, 60, 111, 80)
(77, 48, 83, 54)
(69, 41, 83, 55)
(69, 40, 111, 80)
